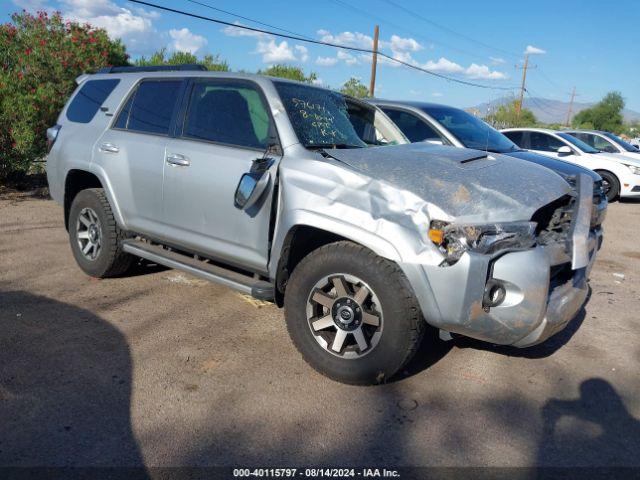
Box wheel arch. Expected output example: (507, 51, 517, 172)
(272, 217, 401, 307)
(63, 168, 124, 231)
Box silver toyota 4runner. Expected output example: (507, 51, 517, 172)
(46, 66, 602, 384)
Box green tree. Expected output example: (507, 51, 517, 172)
(572, 91, 625, 133)
(135, 47, 229, 71)
(0, 10, 128, 180)
(257, 64, 317, 83)
(484, 100, 537, 128)
(339, 77, 369, 98)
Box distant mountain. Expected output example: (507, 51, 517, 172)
(471, 97, 640, 125)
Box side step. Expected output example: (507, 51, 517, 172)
(121, 239, 274, 301)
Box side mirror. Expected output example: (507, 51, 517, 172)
(557, 145, 573, 156)
(425, 139, 444, 145)
(234, 171, 271, 210)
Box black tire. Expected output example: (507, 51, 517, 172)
(68, 188, 134, 278)
(284, 241, 425, 385)
(596, 170, 620, 202)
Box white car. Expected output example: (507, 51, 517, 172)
(502, 127, 640, 201)
(565, 130, 640, 160)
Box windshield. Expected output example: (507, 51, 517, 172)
(422, 106, 520, 153)
(603, 132, 640, 152)
(557, 132, 600, 153)
(274, 81, 366, 149)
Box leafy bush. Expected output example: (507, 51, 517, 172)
(572, 91, 625, 133)
(135, 48, 229, 71)
(257, 64, 317, 83)
(340, 77, 369, 98)
(0, 10, 128, 181)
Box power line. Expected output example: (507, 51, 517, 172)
(128, 0, 516, 91)
(525, 90, 561, 118)
(326, 0, 489, 62)
(381, 0, 520, 60)
(183, 0, 315, 40)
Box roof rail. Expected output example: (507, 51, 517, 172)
(97, 64, 208, 74)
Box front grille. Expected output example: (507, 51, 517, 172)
(531, 194, 574, 247)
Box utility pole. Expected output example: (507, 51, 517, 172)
(369, 25, 379, 97)
(565, 86, 577, 127)
(515, 54, 530, 122)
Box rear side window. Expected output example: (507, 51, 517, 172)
(529, 132, 565, 152)
(66, 79, 120, 123)
(181, 80, 271, 149)
(503, 130, 525, 147)
(382, 108, 442, 142)
(115, 80, 183, 135)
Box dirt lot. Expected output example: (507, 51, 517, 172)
(1, 194, 639, 469)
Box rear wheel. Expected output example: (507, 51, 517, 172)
(284, 241, 425, 385)
(68, 188, 134, 278)
(596, 170, 620, 202)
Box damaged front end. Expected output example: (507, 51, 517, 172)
(403, 172, 600, 347)
(275, 142, 601, 347)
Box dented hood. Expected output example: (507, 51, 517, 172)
(324, 143, 573, 222)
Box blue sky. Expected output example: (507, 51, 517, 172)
(4, 0, 640, 112)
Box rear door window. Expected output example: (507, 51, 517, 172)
(503, 130, 525, 147)
(66, 79, 120, 123)
(528, 132, 565, 152)
(115, 80, 183, 135)
(181, 80, 271, 149)
(584, 134, 618, 153)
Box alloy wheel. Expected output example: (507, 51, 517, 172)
(76, 207, 102, 261)
(306, 273, 383, 359)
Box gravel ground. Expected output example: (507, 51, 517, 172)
(1, 194, 639, 469)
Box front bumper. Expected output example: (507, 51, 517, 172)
(621, 183, 640, 197)
(402, 227, 601, 347)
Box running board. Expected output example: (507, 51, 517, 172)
(121, 239, 274, 301)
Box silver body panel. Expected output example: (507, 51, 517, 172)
(47, 71, 600, 347)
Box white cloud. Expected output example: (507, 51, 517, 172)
(256, 39, 310, 63)
(431, 92, 444, 97)
(490, 56, 505, 65)
(295, 45, 309, 62)
(316, 56, 338, 67)
(318, 29, 373, 49)
(524, 45, 546, 55)
(169, 28, 207, 54)
(418, 57, 506, 80)
(337, 50, 359, 66)
(12, 0, 49, 9)
(464, 63, 507, 80)
(222, 22, 269, 38)
(385, 34, 423, 53)
(422, 57, 465, 74)
(59, 0, 158, 55)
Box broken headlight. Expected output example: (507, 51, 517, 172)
(429, 220, 537, 265)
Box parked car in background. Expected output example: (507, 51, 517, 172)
(502, 127, 640, 201)
(564, 129, 640, 158)
(46, 66, 601, 384)
(368, 100, 607, 222)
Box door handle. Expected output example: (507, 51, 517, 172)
(166, 153, 190, 167)
(99, 142, 119, 154)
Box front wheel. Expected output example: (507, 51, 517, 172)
(284, 241, 425, 385)
(596, 170, 620, 202)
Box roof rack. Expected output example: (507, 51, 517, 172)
(97, 64, 208, 74)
